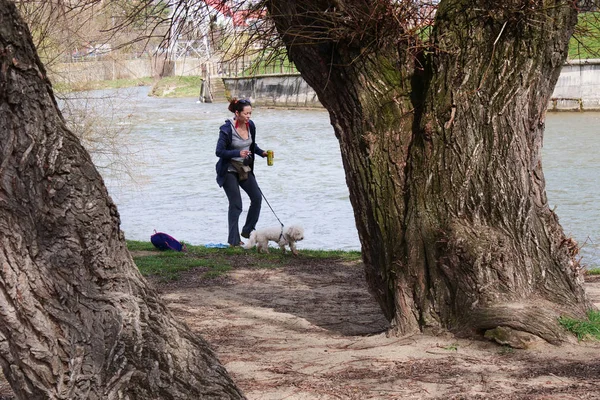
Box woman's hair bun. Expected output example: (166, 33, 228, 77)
(228, 97, 251, 113)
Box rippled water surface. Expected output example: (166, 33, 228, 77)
(543, 112, 600, 269)
(68, 87, 600, 267)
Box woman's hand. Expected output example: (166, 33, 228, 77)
(262, 151, 267, 157)
(240, 150, 251, 158)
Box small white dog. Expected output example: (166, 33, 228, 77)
(244, 225, 304, 255)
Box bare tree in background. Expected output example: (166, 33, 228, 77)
(14, 1, 172, 185)
(16, 0, 171, 65)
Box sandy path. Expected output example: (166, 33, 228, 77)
(158, 263, 600, 399)
(0, 259, 598, 399)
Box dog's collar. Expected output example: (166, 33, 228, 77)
(279, 225, 286, 244)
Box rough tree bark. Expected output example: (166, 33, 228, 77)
(266, 0, 592, 342)
(0, 2, 244, 399)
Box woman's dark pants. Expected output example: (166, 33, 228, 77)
(222, 172, 262, 245)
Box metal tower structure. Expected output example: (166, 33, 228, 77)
(168, 0, 251, 61)
(168, 1, 213, 61)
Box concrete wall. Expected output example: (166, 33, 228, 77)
(50, 58, 165, 83)
(224, 60, 600, 110)
(550, 59, 600, 111)
(49, 57, 214, 84)
(223, 74, 321, 108)
(50, 57, 600, 111)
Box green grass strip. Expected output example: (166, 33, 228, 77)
(569, 12, 600, 60)
(149, 76, 204, 98)
(559, 310, 600, 341)
(53, 77, 154, 93)
(126, 240, 362, 281)
(127, 240, 232, 280)
(586, 268, 600, 275)
(133, 253, 230, 280)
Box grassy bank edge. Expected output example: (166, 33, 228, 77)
(54, 76, 203, 98)
(126, 240, 600, 342)
(54, 77, 155, 93)
(587, 268, 600, 275)
(127, 240, 362, 281)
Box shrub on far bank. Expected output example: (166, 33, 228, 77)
(54, 76, 204, 98)
(587, 268, 600, 275)
(54, 77, 154, 93)
(149, 76, 204, 98)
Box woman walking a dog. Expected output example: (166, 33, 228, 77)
(215, 98, 268, 247)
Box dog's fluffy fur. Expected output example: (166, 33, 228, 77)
(244, 225, 304, 255)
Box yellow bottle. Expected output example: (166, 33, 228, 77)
(267, 150, 274, 166)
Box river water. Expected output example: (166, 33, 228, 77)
(65, 87, 600, 268)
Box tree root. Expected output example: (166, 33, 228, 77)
(466, 302, 582, 346)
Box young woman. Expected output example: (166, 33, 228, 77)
(215, 98, 268, 246)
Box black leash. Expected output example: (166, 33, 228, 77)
(257, 186, 285, 241)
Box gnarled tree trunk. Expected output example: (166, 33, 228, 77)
(0, 2, 244, 398)
(266, 0, 592, 342)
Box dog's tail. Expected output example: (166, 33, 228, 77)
(243, 231, 257, 249)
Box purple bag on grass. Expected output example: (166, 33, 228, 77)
(150, 230, 186, 252)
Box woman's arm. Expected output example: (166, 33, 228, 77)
(254, 144, 267, 158)
(215, 130, 241, 159)
(249, 121, 267, 157)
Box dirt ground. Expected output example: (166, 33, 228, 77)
(152, 254, 600, 400)
(2, 254, 600, 399)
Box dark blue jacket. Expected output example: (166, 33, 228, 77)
(215, 119, 265, 187)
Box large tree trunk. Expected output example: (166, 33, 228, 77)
(0, 2, 244, 398)
(266, 0, 592, 342)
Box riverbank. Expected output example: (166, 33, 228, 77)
(114, 243, 600, 398)
(0, 245, 598, 399)
(53, 76, 202, 98)
(131, 245, 600, 399)
(53, 62, 600, 110)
